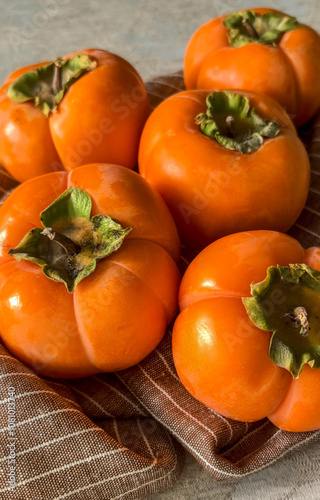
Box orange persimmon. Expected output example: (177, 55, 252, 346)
(173, 230, 320, 432)
(0, 164, 180, 378)
(139, 89, 310, 251)
(0, 49, 150, 182)
(184, 8, 320, 126)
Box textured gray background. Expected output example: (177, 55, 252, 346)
(1, 0, 320, 498)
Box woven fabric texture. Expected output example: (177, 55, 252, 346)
(1, 73, 320, 499)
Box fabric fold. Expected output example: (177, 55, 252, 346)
(0, 71, 320, 499)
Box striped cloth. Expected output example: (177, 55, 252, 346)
(1, 74, 320, 499)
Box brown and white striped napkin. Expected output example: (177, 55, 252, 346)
(1, 73, 320, 500)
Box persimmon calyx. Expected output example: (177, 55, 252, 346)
(7, 54, 97, 117)
(242, 264, 320, 378)
(195, 91, 279, 154)
(223, 10, 298, 48)
(8, 187, 131, 293)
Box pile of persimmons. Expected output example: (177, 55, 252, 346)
(1, 8, 320, 432)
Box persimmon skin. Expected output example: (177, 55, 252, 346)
(172, 231, 320, 431)
(0, 164, 180, 378)
(268, 365, 320, 432)
(139, 89, 310, 251)
(0, 260, 93, 378)
(173, 296, 291, 422)
(0, 49, 150, 183)
(184, 8, 320, 126)
(179, 230, 305, 308)
(50, 49, 151, 171)
(0, 68, 62, 182)
(268, 247, 320, 431)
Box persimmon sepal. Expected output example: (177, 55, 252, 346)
(7, 54, 97, 116)
(243, 264, 320, 378)
(195, 91, 280, 154)
(8, 186, 131, 293)
(223, 10, 298, 48)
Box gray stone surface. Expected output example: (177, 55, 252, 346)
(1, 0, 320, 83)
(1, 0, 320, 498)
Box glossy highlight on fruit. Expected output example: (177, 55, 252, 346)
(173, 230, 320, 432)
(184, 8, 320, 126)
(0, 49, 151, 182)
(0, 164, 180, 378)
(139, 89, 310, 251)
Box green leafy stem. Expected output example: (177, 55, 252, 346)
(9, 187, 131, 293)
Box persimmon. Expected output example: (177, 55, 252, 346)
(139, 89, 310, 251)
(184, 8, 320, 126)
(173, 230, 320, 432)
(0, 164, 180, 378)
(0, 49, 150, 182)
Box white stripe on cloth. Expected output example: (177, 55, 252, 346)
(137, 364, 219, 447)
(63, 382, 113, 417)
(0, 389, 81, 409)
(118, 373, 242, 477)
(92, 375, 147, 415)
(117, 373, 320, 478)
(137, 418, 156, 461)
(309, 152, 320, 160)
(147, 79, 184, 92)
(220, 420, 270, 456)
(233, 428, 282, 465)
(154, 348, 234, 445)
(109, 435, 178, 500)
(304, 205, 320, 216)
(0, 372, 39, 380)
(0, 449, 127, 492)
(0, 408, 81, 433)
(179, 255, 191, 266)
(309, 187, 320, 195)
(0, 427, 106, 463)
(294, 223, 320, 239)
(154, 349, 180, 382)
(113, 418, 122, 445)
(53, 460, 159, 500)
(53, 421, 179, 500)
